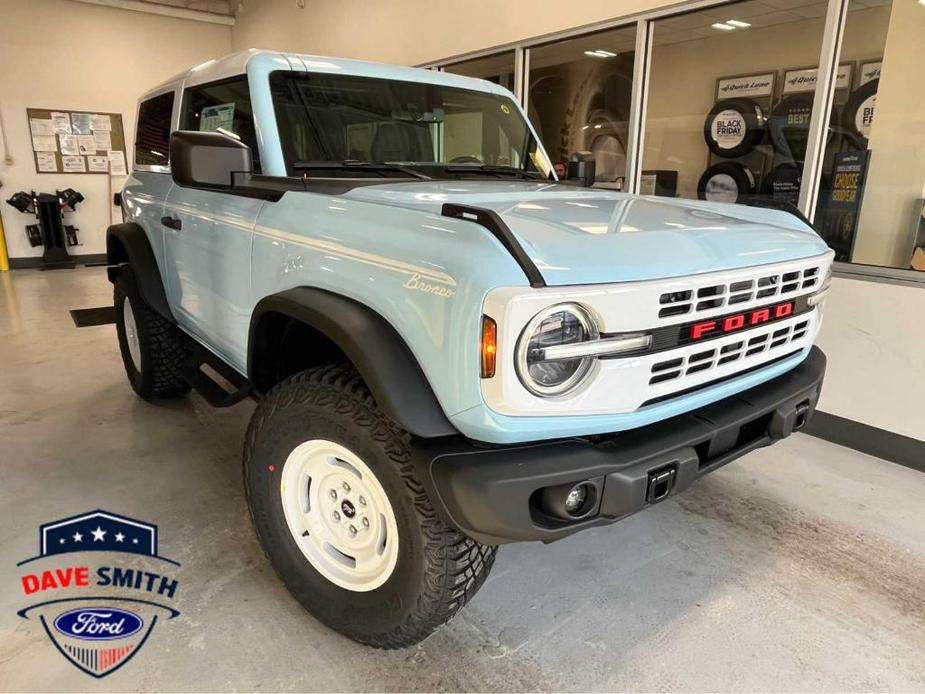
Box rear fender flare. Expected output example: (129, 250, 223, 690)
(106, 223, 173, 320)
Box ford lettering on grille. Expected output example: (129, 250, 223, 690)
(685, 300, 795, 341)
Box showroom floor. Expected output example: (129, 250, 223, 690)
(1, 267, 924, 692)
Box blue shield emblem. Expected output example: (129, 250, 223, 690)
(15, 510, 181, 678)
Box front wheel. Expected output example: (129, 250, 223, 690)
(244, 364, 497, 648)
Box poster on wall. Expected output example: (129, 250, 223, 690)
(783, 64, 852, 93)
(51, 112, 72, 135)
(817, 150, 871, 262)
(36, 152, 58, 172)
(715, 73, 775, 100)
(26, 107, 126, 174)
(859, 61, 882, 86)
(62, 155, 87, 173)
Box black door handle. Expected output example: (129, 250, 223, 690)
(161, 216, 182, 231)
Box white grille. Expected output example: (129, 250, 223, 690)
(658, 266, 820, 319)
(650, 318, 810, 386)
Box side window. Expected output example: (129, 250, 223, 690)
(182, 76, 261, 173)
(135, 91, 174, 167)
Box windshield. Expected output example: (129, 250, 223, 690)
(269, 71, 552, 178)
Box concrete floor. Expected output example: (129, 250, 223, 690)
(1, 267, 925, 692)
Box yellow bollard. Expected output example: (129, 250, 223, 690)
(0, 207, 9, 271)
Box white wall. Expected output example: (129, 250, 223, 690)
(817, 277, 925, 441)
(0, 0, 231, 260)
(230, 0, 670, 65)
(853, 0, 925, 268)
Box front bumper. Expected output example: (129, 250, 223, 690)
(420, 346, 826, 545)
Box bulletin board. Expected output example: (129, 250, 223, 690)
(26, 108, 128, 175)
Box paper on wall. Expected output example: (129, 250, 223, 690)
(36, 152, 58, 172)
(92, 131, 112, 151)
(51, 112, 72, 135)
(90, 114, 112, 131)
(30, 118, 55, 137)
(62, 155, 86, 172)
(71, 113, 92, 135)
(59, 134, 79, 155)
(87, 155, 109, 172)
(107, 150, 127, 176)
(77, 134, 97, 155)
(31, 135, 58, 152)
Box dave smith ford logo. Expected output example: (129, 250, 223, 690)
(15, 510, 180, 678)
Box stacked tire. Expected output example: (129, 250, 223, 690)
(699, 98, 766, 203)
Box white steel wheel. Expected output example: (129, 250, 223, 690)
(280, 439, 399, 592)
(122, 297, 142, 372)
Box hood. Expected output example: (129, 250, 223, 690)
(343, 181, 831, 285)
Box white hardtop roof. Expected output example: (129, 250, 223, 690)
(140, 48, 505, 101)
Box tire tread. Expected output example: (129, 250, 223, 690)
(244, 364, 496, 649)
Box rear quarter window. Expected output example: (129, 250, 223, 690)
(135, 91, 174, 167)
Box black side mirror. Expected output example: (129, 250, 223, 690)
(567, 151, 596, 188)
(169, 130, 253, 189)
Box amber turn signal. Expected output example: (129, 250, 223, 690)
(480, 316, 497, 378)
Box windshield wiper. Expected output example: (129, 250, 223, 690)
(293, 160, 430, 180)
(443, 164, 547, 180)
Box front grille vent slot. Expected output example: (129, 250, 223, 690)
(658, 265, 820, 320)
(648, 319, 811, 386)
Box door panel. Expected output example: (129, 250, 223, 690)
(163, 187, 263, 370)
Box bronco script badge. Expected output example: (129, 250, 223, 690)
(15, 510, 181, 678)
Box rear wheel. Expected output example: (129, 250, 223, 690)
(244, 364, 497, 648)
(114, 267, 190, 400)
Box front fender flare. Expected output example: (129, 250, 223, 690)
(248, 287, 458, 439)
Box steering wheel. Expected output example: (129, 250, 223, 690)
(448, 155, 483, 164)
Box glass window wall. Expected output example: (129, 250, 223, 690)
(642, 0, 829, 204)
(528, 26, 637, 187)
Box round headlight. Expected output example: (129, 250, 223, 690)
(515, 303, 599, 397)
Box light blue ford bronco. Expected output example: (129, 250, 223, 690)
(108, 50, 833, 648)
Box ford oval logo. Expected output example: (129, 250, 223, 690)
(53, 607, 143, 641)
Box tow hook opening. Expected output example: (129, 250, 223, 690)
(794, 399, 811, 431)
(646, 466, 676, 504)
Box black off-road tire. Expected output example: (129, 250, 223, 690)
(243, 364, 497, 648)
(114, 267, 190, 400)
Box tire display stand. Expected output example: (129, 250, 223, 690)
(699, 78, 774, 204)
(5, 189, 83, 270)
(697, 62, 879, 217)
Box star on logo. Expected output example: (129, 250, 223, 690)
(72, 531, 83, 542)
(91, 526, 107, 542)
(115, 532, 125, 543)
